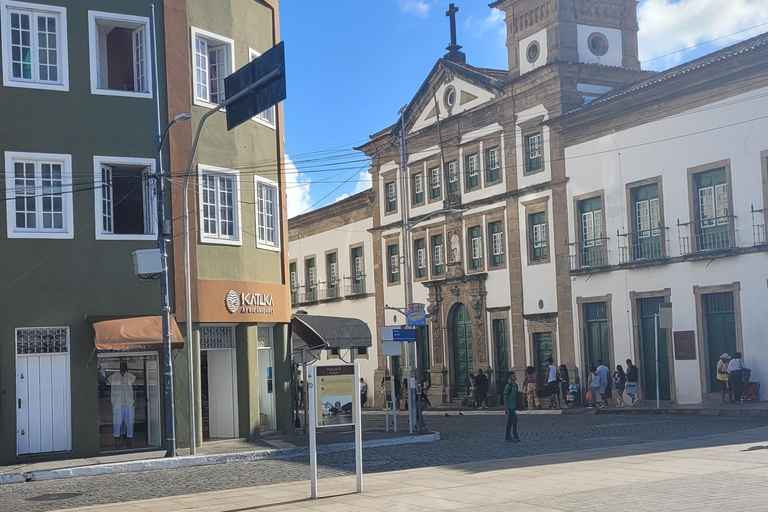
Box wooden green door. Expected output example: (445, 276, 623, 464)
(533, 332, 553, 395)
(451, 304, 473, 396)
(584, 302, 610, 368)
(638, 297, 671, 400)
(703, 292, 737, 393)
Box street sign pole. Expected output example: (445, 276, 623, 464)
(308, 366, 318, 499)
(654, 314, 660, 410)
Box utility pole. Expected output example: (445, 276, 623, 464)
(149, 4, 175, 458)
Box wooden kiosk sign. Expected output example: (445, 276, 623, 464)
(307, 364, 363, 498)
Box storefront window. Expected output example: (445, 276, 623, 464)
(97, 353, 161, 452)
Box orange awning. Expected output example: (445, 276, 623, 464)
(92, 316, 185, 351)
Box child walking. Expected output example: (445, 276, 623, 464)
(613, 365, 627, 407)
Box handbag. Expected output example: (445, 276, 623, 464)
(585, 389, 593, 402)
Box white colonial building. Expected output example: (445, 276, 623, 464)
(289, 0, 768, 405)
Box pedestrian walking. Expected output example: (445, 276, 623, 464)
(613, 365, 627, 407)
(474, 369, 489, 409)
(421, 376, 432, 408)
(546, 357, 560, 409)
(717, 353, 732, 403)
(587, 365, 603, 408)
(503, 371, 520, 442)
(625, 359, 639, 406)
(360, 378, 368, 408)
(523, 366, 541, 410)
(596, 359, 610, 405)
(558, 365, 570, 408)
(728, 352, 748, 404)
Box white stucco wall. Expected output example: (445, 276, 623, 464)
(519, 28, 548, 75)
(565, 85, 768, 403)
(576, 24, 623, 67)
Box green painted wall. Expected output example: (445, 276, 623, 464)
(187, 0, 282, 284)
(0, 0, 168, 464)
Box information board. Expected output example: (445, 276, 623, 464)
(315, 365, 356, 427)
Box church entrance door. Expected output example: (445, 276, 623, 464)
(451, 303, 473, 397)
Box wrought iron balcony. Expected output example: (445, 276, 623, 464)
(617, 228, 669, 264)
(318, 281, 341, 301)
(677, 216, 737, 255)
(298, 285, 317, 304)
(345, 276, 366, 296)
(567, 238, 610, 270)
(752, 205, 767, 246)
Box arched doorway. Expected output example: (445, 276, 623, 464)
(450, 303, 473, 397)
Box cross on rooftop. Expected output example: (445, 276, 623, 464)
(445, 3, 465, 63)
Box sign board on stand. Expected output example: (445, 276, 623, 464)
(307, 364, 363, 498)
(381, 341, 403, 357)
(659, 302, 673, 329)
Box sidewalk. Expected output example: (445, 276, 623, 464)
(53, 425, 768, 511)
(596, 400, 768, 417)
(0, 425, 439, 486)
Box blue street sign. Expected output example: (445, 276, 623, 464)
(392, 329, 416, 342)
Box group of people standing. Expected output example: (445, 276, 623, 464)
(587, 359, 640, 408)
(716, 352, 750, 404)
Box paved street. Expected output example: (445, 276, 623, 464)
(2, 411, 766, 511)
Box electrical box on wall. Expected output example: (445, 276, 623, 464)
(132, 249, 162, 275)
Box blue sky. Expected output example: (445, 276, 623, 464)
(279, 0, 768, 216)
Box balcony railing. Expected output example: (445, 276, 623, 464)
(298, 286, 317, 304)
(345, 276, 366, 296)
(677, 216, 737, 255)
(617, 228, 669, 264)
(317, 281, 340, 301)
(567, 238, 610, 270)
(752, 205, 766, 246)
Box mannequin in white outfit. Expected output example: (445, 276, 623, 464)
(107, 362, 136, 448)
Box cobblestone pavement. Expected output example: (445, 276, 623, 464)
(3, 411, 766, 512)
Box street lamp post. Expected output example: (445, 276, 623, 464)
(149, 4, 191, 458)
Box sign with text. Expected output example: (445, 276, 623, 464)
(659, 302, 673, 329)
(407, 303, 426, 326)
(315, 365, 356, 427)
(196, 280, 290, 323)
(673, 331, 696, 360)
(392, 329, 416, 342)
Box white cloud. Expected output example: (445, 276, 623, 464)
(638, 0, 768, 69)
(398, 0, 431, 18)
(464, 9, 505, 39)
(284, 154, 312, 218)
(333, 171, 371, 204)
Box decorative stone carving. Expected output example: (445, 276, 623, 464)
(512, 2, 551, 34)
(427, 296, 443, 365)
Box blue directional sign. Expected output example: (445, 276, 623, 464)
(392, 329, 416, 342)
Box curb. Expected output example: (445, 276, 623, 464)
(1, 432, 441, 486)
(596, 407, 768, 418)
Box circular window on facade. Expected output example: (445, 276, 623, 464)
(526, 41, 540, 63)
(588, 32, 609, 56)
(444, 86, 456, 108)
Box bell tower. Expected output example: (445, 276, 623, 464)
(491, 0, 640, 77)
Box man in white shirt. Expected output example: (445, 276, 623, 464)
(727, 352, 747, 404)
(546, 357, 560, 409)
(596, 360, 610, 407)
(108, 362, 136, 448)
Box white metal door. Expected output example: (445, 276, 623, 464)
(258, 347, 276, 432)
(206, 349, 238, 439)
(16, 328, 71, 455)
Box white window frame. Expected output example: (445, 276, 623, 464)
(430, 167, 441, 189)
(254, 174, 281, 251)
(5, 151, 73, 239)
(417, 247, 427, 269)
(386, 182, 397, 211)
(92, 156, 157, 241)
(389, 254, 399, 275)
(467, 154, 479, 177)
(471, 236, 482, 261)
(190, 27, 234, 109)
(354, 255, 364, 280)
(492, 232, 503, 256)
(87, 11, 152, 98)
(487, 147, 499, 172)
(433, 243, 444, 266)
(249, 48, 277, 129)
(197, 164, 242, 246)
(414, 173, 423, 194)
(448, 161, 458, 183)
(1, 0, 69, 91)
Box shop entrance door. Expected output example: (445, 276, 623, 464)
(202, 349, 238, 439)
(533, 332, 554, 389)
(257, 327, 277, 432)
(16, 327, 72, 455)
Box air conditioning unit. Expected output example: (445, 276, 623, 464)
(132, 249, 162, 275)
